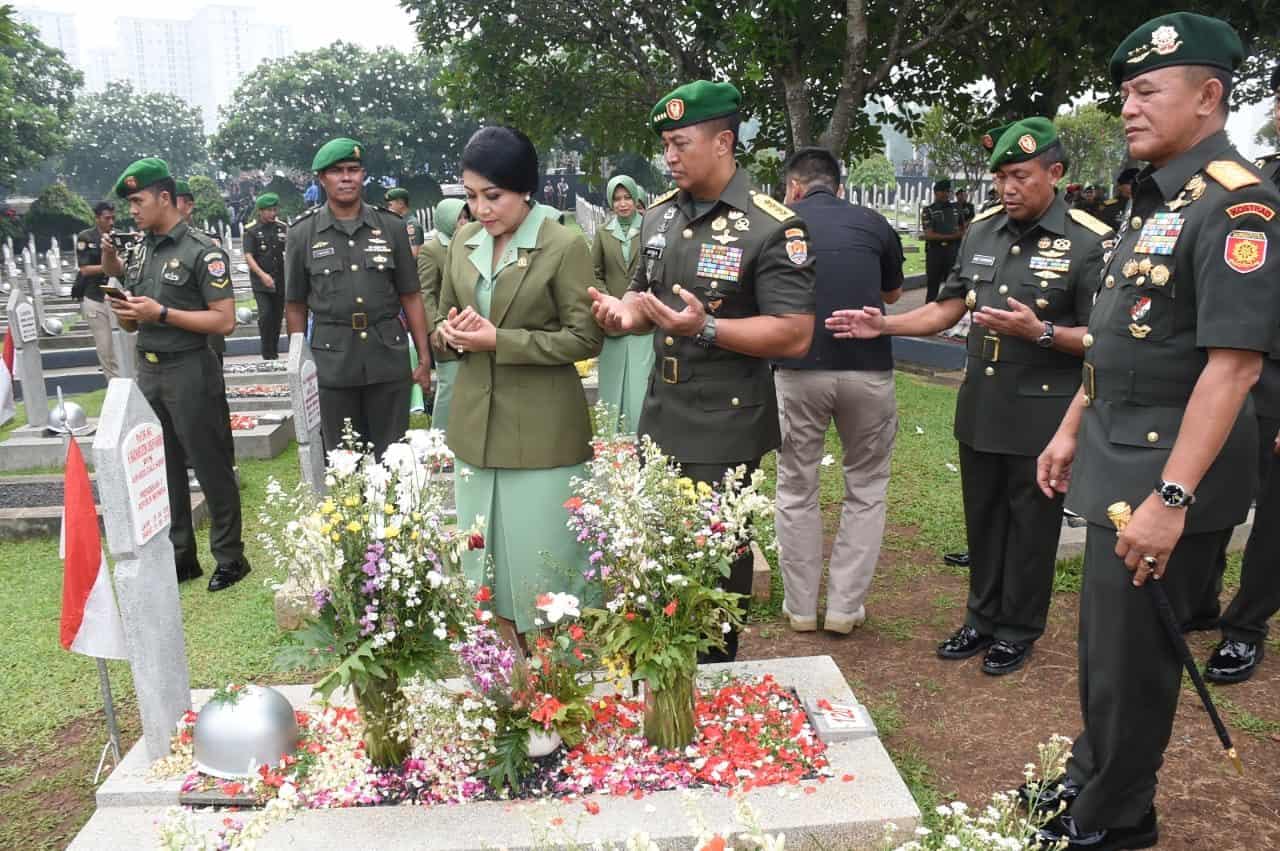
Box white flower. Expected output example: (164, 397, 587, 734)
(327, 448, 362, 478)
(382, 442, 416, 475)
(535, 591, 581, 623)
(820, 453, 834, 467)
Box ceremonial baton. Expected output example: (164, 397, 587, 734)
(1106, 501, 1243, 776)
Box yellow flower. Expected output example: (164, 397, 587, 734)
(412, 512, 422, 522)
(343, 496, 359, 508)
(346, 521, 362, 533)
(384, 525, 401, 539)
(696, 481, 712, 498)
(410, 530, 420, 541)
(330, 533, 341, 542)
(320, 523, 332, 535)
(384, 504, 396, 516)
(319, 499, 336, 515)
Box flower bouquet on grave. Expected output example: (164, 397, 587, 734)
(566, 435, 774, 750)
(261, 428, 482, 769)
(454, 591, 599, 793)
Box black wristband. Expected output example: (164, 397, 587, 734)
(159, 304, 169, 324)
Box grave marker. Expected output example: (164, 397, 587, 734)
(93, 378, 191, 760)
(6, 288, 48, 427)
(287, 333, 326, 493)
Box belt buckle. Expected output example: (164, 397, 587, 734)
(981, 335, 1001, 363)
(351, 312, 368, 330)
(1082, 362, 1095, 402)
(144, 351, 159, 364)
(661, 356, 679, 384)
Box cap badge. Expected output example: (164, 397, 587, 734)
(124, 176, 138, 190)
(1018, 134, 1037, 154)
(666, 98, 685, 121)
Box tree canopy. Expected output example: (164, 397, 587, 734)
(25, 183, 93, 251)
(0, 21, 81, 191)
(909, 106, 989, 186)
(848, 154, 897, 189)
(60, 82, 208, 199)
(211, 43, 476, 181)
(1054, 105, 1128, 189)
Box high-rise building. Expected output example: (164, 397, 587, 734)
(189, 6, 290, 131)
(15, 6, 80, 67)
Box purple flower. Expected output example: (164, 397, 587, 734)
(454, 626, 515, 695)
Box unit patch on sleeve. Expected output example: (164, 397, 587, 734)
(1224, 230, 1268, 274)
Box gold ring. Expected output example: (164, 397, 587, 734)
(1142, 555, 1158, 567)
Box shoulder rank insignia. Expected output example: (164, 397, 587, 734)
(752, 193, 796, 222)
(1225, 201, 1276, 221)
(1205, 160, 1260, 191)
(971, 204, 1004, 223)
(648, 188, 679, 208)
(1068, 208, 1112, 236)
(289, 207, 319, 229)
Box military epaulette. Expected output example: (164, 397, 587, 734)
(648, 188, 679, 208)
(244, 220, 257, 230)
(188, 227, 215, 248)
(752, 192, 795, 222)
(971, 204, 1004, 223)
(289, 207, 319, 229)
(1067, 208, 1112, 236)
(1253, 153, 1280, 168)
(1205, 160, 1260, 191)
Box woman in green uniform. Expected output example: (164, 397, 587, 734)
(591, 175, 653, 432)
(417, 197, 470, 428)
(437, 126, 604, 639)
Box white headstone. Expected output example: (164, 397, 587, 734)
(23, 248, 46, 329)
(93, 378, 190, 760)
(6, 288, 47, 427)
(287, 333, 326, 493)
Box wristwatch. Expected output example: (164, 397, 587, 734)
(1036, 320, 1055, 348)
(158, 304, 169, 324)
(1155, 479, 1195, 508)
(696, 314, 718, 348)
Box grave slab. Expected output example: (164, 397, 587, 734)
(0, 425, 95, 472)
(75, 656, 919, 850)
(231, 412, 293, 459)
(0, 473, 207, 540)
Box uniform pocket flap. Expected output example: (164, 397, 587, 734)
(374, 317, 407, 348)
(1107, 405, 1182, 449)
(364, 252, 396, 270)
(1016, 369, 1078, 398)
(312, 324, 347, 353)
(698, 380, 765, 411)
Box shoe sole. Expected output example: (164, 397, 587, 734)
(982, 647, 1032, 676)
(1204, 665, 1257, 684)
(936, 638, 993, 660)
(782, 605, 817, 632)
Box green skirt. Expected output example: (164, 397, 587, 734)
(431, 360, 460, 432)
(455, 461, 597, 633)
(597, 333, 654, 434)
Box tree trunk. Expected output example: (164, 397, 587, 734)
(781, 65, 814, 149)
(820, 0, 871, 156)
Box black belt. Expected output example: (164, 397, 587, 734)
(139, 347, 204, 364)
(317, 313, 395, 331)
(1082, 364, 1199, 406)
(660, 357, 765, 385)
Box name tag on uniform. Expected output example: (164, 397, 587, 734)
(163, 271, 181, 282)
(312, 246, 335, 259)
(971, 254, 995, 266)
(697, 243, 744, 282)
(643, 235, 665, 260)
(1029, 255, 1071, 273)
(1133, 213, 1184, 255)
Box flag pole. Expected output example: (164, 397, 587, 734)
(93, 658, 122, 783)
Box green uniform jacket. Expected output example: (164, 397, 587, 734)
(74, 226, 108, 302)
(1251, 152, 1280, 418)
(629, 168, 816, 464)
(591, 218, 641, 334)
(922, 201, 963, 248)
(285, 202, 419, 388)
(243, 219, 288, 293)
(416, 233, 457, 362)
(438, 216, 604, 469)
(125, 221, 233, 352)
(1067, 132, 1280, 533)
(940, 193, 1108, 456)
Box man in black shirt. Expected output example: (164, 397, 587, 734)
(74, 201, 122, 379)
(773, 147, 904, 635)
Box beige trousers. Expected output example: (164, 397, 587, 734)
(80, 296, 120, 380)
(775, 368, 897, 619)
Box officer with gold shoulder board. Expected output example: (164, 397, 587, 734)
(589, 80, 816, 662)
(1035, 14, 1280, 848)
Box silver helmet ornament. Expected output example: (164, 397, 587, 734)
(192, 685, 300, 779)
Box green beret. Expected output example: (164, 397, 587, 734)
(255, 193, 279, 210)
(312, 137, 363, 172)
(987, 117, 1059, 170)
(385, 187, 410, 203)
(981, 122, 1015, 152)
(933, 179, 951, 192)
(650, 80, 741, 135)
(174, 179, 193, 199)
(1110, 13, 1243, 86)
(114, 157, 171, 197)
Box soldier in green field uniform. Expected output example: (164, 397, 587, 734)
(417, 197, 468, 431)
(384, 187, 423, 258)
(589, 80, 816, 662)
(243, 193, 288, 360)
(1034, 15, 1280, 849)
(284, 138, 433, 456)
(101, 158, 250, 592)
(921, 179, 964, 302)
(829, 118, 1110, 677)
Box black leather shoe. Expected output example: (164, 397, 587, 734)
(936, 625, 992, 659)
(1205, 639, 1263, 684)
(1018, 773, 1081, 814)
(176, 560, 203, 583)
(982, 639, 1032, 675)
(942, 551, 970, 567)
(208, 559, 251, 592)
(1037, 806, 1157, 850)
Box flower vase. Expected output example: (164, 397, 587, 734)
(527, 728, 563, 758)
(353, 675, 411, 769)
(643, 671, 697, 750)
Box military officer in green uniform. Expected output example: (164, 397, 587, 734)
(384, 187, 423, 258)
(100, 158, 250, 592)
(589, 80, 816, 662)
(829, 118, 1109, 676)
(243, 193, 287, 360)
(1199, 65, 1280, 685)
(955, 188, 976, 227)
(284, 138, 433, 457)
(921, 179, 964, 302)
(417, 197, 467, 431)
(1034, 16, 1280, 848)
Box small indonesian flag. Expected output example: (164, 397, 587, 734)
(0, 332, 14, 427)
(60, 439, 127, 659)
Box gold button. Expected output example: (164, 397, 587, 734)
(1010, 245, 1021, 255)
(1136, 276, 1146, 286)
(350, 264, 358, 271)
(1042, 384, 1051, 392)
(1083, 395, 1091, 407)
(360, 331, 368, 340)
(984, 366, 995, 376)
(1105, 275, 1115, 288)
(1131, 216, 1143, 230)
(672, 284, 683, 294)
(664, 336, 674, 346)
(998, 284, 1008, 295)
(710, 281, 718, 289)
(1083, 333, 1094, 348)
(1146, 431, 1159, 443)
(730, 397, 740, 406)
(1040, 281, 1049, 289)
(682, 228, 693, 239)
(348, 239, 355, 246)
(356, 296, 364, 304)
